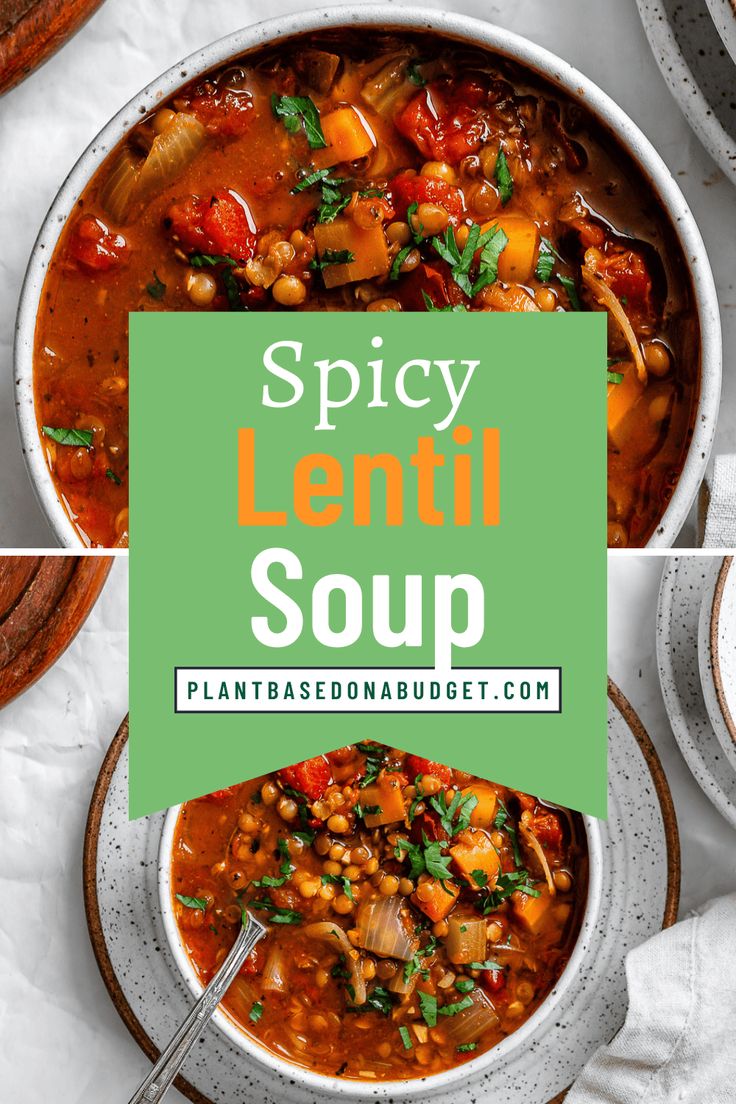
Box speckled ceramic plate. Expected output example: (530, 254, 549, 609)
(83, 702, 678, 1104)
(696, 558, 736, 772)
(704, 557, 736, 758)
(636, 0, 736, 182)
(658, 557, 736, 829)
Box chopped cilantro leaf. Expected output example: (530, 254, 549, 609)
(175, 893, 207, 911)
(105, 468, 121, 485)
(607, 370, 624, 384)
(494, 148, 513, 206)
(145, 271, 166, 299)
(438, 996, 474, 1017)
(310, 248, 355, 271)
(271, 94, 326, 149)
(249, 1001, 264, 1024)
(557, 273, 582, 311)
(457, 1042, 477, 1052)
(398, 1025, 413, 1049)
(42, 426, 93, 448)
(418, 990, 437, 1027)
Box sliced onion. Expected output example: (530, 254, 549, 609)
(356, 893, 418, 961)
(99, 148, 142, 224)
(302, 921, 366, 1006)
(520, 824, 555, 895)
(446, 915, 487, 965)
(262, 945, 287, 993)
(361, 51, 415, 114)
(133, 111, 206, 208)
(581, 257, 647, 385)
(442, 988, 500, 1046)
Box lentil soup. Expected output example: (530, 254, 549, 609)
(171, 742, 587, 1081)
(34, 29, 698, 547)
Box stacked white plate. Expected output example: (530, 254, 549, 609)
(636, 0, 736, 183)
(657, 557, 736, 829)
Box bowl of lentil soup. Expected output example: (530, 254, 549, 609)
(15, 6, 720, 548)
(160, 743, 602, 1094)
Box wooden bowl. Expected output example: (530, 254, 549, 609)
(0, 554, 112, 707)
(0, 0, 106, 97)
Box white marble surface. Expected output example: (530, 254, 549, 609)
(0, 0, 733, 547)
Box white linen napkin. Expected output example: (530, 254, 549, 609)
(700, 456, 736, 547)
(565, 894, 736, 1103)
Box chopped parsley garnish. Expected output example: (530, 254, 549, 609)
(271, 94, 326, 148)
(405, 200, 425, 243)
(395, 835, 454, 883)
(421, 291, 468, 312)
(470, 869, 489, 887)
(356, 741, 388, 787)
(347, 986, 395, 1015)
(478, 871, 540, 912)
(389, 243, 414, 281)
(438, 996, 474, 1017)
(406, 59, 428, 86)
(310, 248, 355, 270)
(418, 990, 438, 1027)
(492, 799, 523, 868)
(535, 236, 559, 282)
(42, 426, 93, 448)
(557, 273, 582, 311)
(105, 468, 121, 485)
(469, 960, 504, 971)
(145, 271, 166, 300)
(221, 266, 245, 311)
(291, 169, 351, 222)
(189, 253, 236, 268)
(249, 1001, 264, 1024)
(398, 1025, 413, 1049)
(293, 828, 316, 845)
(431, 223, 505, 297)
(353, 804, 381, 820)
(407, 775, 425, 824)
(251, 838, 293, 889)
(403, 936, 437, 983)
(607, 370, 624, 385)
(457, 1042, 477, 1053)
(494, 148, 514, 206)
(175, 893, 207, 911)
(248, 899, 302, 924)
(428, 790, 478, 836)
(291, 167, 336, 194)
(455, 978, 475, 993)
(471, 223, 508, 293)
(321, 873, 355, 900)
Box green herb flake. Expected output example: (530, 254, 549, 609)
(607, 370, 624, 385)
(189, 253, 236, 268)
(457, 1042, 477, 1053)
(390, 242, 414, 281)
(145, 271, 166, 300)
(310, 248, 355, 271)
(468, 960, 504, 971)
(42, 426, 94, 448)
(494, 148, 514, 206)
(471, 224, 509, 293)
(175, 893, 207, 911)
(418, 990, 438, 1027)
(557, 273, 582, 311)
(438, 995, 474, 1017)
(248, 899, 302, 925)
(406, 59, 428, 87)
(455, 978, 475, 993)
(470, 869, 489, 887)
(291, 167, 336, 194)
(421, 291, 468, 312)
(535, 237, 559, 282)
(346, 986, 395, 1016)
(321, 873, 355, 901)
(105, 468, 122, 485)
(398, 1025, 413, 1049)
(431, 222, 503, 298)
(249, 1001, 264, 1024)
(271, 93, 326, 149)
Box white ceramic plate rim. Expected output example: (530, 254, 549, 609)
(158, 800, 603, 1099)
(696, 559, 736, 770)
(709, 556, 736, 749)
(635, 0, 736, 181)
(14, 4, 721, 548)
(704, 0, 736, 66)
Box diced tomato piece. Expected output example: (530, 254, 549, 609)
(530, 811, 563, 850)
(388, 172, 464, 222)
(68, 215, 128, 272)
(598, 248, 652, 305)
(166, 189, 256, 262)
(397, 260, 468, 311)
(277, 755, 333, 801)
(395, 80, 493, 164)
(200, 785, 239, 801)
(480, 967, 506, 995)
(405, 755, 453, 786)
(410, 810, 450, 845)
(238, 942, 265, 975)
(182, 84, 254, 137)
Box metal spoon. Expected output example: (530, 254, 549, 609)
(127, 909, 267, 1104)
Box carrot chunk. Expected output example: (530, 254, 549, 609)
(608, 363, 644, 449)
(361, 772, 406, 827)
(313, 218, 389, 287)
(450, 828, 501, 888)
(312, 106, 375, 168)
(512, 885, 553, 933)
(412, 877, 460, 921)
(479, 214, 539, 284)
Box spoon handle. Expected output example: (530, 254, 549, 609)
(127, 910, 267, 1104)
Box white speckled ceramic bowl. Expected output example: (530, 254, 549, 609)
(158, 799, 603, 1098)
(15, 5, 721, 548)
(705, 0, 736, 67)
